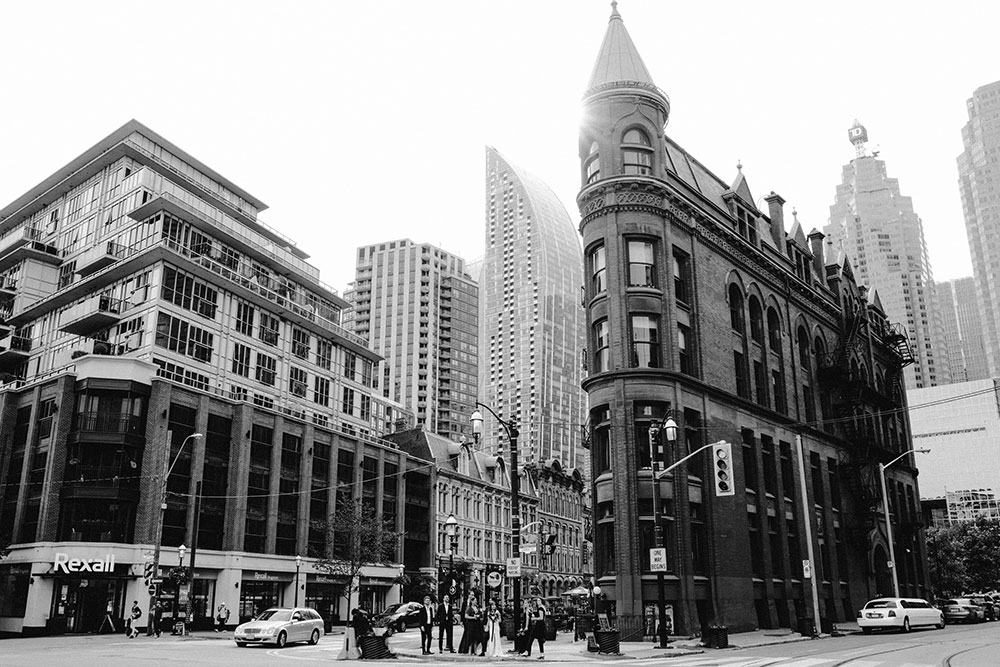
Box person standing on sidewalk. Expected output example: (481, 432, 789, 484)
(437, 594, 455, 653)
(215, 602, 230, 632)
(484, 598, 504, 657)
(150, 602, 163, 637)
(419, 596, 435, 655)
(520, 598, 546, 659)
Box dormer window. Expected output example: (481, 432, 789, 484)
(622, 129, 652, 175)
(585, 141, 601, 184)
(735, 206, 758, 246)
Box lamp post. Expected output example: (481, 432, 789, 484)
(295, 555, 302, 607)
(178, 544, 187, 631)
(647, 414, 677, 649)
(591, 583, 602, 617)
(880, 449, 930, 598)
(471, 403, 520, 617)
(147, 432, 202, 635)
(445, 513, 459, 599)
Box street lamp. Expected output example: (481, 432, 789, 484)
(471, 403, 520, 617)
(647, 413, 677, 649)
(591, 584, 602, 616)
(178, 544, 187, 631)
(295, 555, 302, 607)
(881, 448, 930, 598)
(445, 513, 459, 599)
(147, 432, 202, 635)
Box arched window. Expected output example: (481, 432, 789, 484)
(748, 296, 764, 344)
(767, 308, 782, 352)
(797, 326, 811, 370)
(729, 284, 745, 334)
(622, 128, 652, 175)
(585, 141, 600, 184)
(813, 336, 826, 367)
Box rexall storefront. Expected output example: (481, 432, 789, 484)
(0, 542, 401, 636)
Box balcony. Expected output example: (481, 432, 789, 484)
(74, 240, 126, 277)
(59, 294, 124, 336)
(0, 276, 15, 299)
(74, 411, 144, 435)
(0, 225, 60, 272)
(0, 333, 31, 366)
(60, 464, 140, 502)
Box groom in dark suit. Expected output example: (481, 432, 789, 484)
(437, 594, 455, 653)
(420, 596, 435, 655)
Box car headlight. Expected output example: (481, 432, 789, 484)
(261, 627, 276, 636)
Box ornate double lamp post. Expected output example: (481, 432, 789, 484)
(470, 404, 520, 616)
(647, 414, 677, 648)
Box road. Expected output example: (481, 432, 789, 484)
(2, 622, 1000, 666)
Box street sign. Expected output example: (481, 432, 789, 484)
(802, 560, 812, 578)
(150, 578, 163, 584)
(505, 557, 521, 577)
(147, 584, 157, 596)
(520, 544, 537, 554)
(486, 571, 503, 589)
(649, 547, 667, 572)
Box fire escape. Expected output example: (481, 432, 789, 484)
(818, 305, 914, 551)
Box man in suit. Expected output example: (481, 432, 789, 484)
(420, 596, 435, 654)
(437, 594, 455, 653)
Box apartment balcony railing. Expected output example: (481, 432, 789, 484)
(0, 333, 32, 366)
(0, 224, 60, 272)
(58, 294, 124, 336)
(75, 240, 127, 277)
(73, 411, 144, 435)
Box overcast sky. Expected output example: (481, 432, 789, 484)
(1, 0, 996, 294)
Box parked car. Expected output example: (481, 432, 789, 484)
(857, 597, 944, 634)
(939, 598, 985, 624)
(968, 595, 996, 621)
(374, 601, 425, 632)
(234, 607, 325, 647)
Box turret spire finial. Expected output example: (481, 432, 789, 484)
(610, 1, 620, 19)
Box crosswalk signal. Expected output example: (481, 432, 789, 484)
(713, 441, 735, 497)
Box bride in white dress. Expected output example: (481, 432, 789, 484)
(485, 599, 504, 657)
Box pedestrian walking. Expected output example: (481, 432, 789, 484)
(419, 595, 435, 655)
(126, 600, 142, 639)
(151, 601, 163, 637)
(437, 594, 455, 653)
(215, 602, 230, 632)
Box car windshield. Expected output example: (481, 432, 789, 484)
(256, 609, 291, 622)
(864, 600, 897, 609)
(381, 604, 402, 615)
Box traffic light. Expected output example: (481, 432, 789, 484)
(712, 441, 734, 497)
(544, 534, 557, 555)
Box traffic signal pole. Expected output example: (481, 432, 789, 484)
(795, 435, 822, 636)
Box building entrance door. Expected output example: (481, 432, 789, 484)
(57, 579, 125, 633)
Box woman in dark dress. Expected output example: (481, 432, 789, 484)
(460, 594, 482, 654)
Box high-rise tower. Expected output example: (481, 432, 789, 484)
(348, 239, 478, 440)
(824, 121, 950, 390)
(936, 277, 989, 383)
(480, 147, 586, 474)
(958, 80, 1000, 376)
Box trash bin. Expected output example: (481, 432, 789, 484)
(545, 616, 557, 641)
(819, 616, 834, 634)
(701, 625, 728, 649)
(594, 629, 621, 654)
(358, 634, 393, 659)
(797, 616, 816, 637)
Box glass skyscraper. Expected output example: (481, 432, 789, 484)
(479, 147, 587, 474)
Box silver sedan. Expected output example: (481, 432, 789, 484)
(234, 607, 325, 648)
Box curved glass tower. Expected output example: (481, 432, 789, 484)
(480, 147, 586, 474)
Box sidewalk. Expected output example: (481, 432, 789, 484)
(177, 621, 862, 660)
(377, 622, 862, 661)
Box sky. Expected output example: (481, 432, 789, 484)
(1, 0, 997, 296)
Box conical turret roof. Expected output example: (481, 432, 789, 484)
(587, 1, 657, 91)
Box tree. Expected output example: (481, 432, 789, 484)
(961, 516, 1000, 593)
(926, 523, 968, 597)
(312, 496, 402, 614)
(397, 572, 437, 603)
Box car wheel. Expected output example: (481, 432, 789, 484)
(276, 631, 287, 648)
(862, 627, 872, 635)
(236, 641, 247, 647)
(902, 617, 910, 633)
(309, 629, 320, 645)
(936, 620, 945, 629)
(396, 620, 406, 633)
